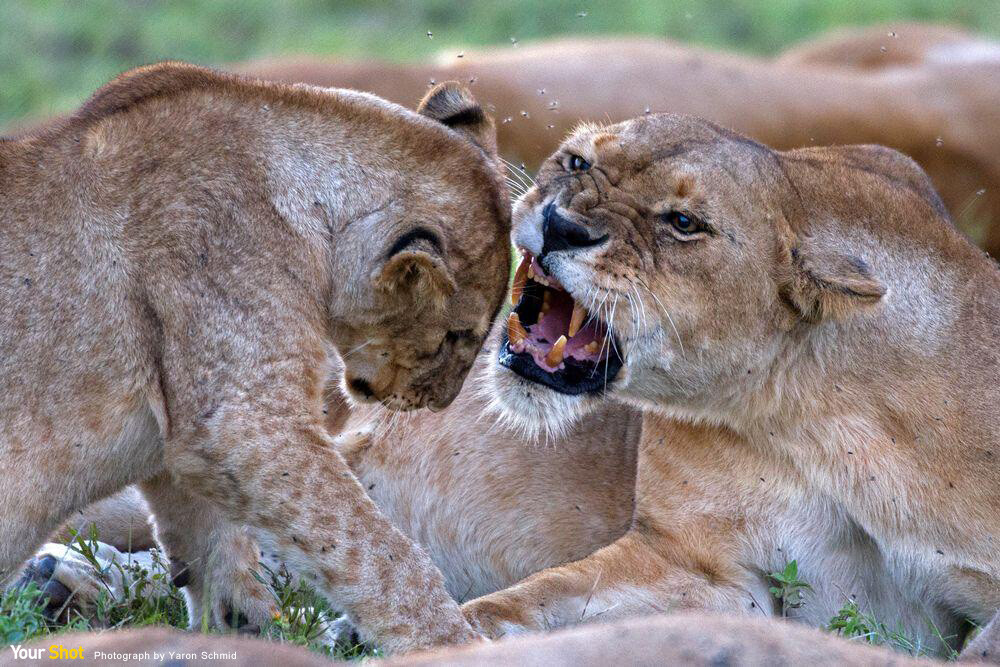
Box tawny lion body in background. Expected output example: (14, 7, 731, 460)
(6, 612, 998, 666)
(777, 22, 1000, 69)
(241, 25, 1000, 255)
(0, 62, 514, 653)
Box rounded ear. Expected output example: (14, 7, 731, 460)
(417, 81, 497, 155)
(374, 245, 457, 311)
(778, 235, 886, 322)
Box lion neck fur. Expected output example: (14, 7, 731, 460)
(620, 154, 1000, 556)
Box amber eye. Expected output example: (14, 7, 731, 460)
(663, 211, 703, 236)
(567, 154, 591, 172)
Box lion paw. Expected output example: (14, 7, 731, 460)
(462, 598, 535, 639)
(185, 531, 280, 632)
(313, 615, 363, 651)
(13, 542, 170, 621)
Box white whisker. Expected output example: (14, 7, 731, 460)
(342, 340, 374, 358)
(602, 295, 620, 391)
(637, 276, 683, 356)
(629, 283, 649, 334)
(500, 157, 536, 193)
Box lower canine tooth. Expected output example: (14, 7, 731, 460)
(508, 312, 528, 345)
(584, 341, 600, 354)
(568, 301, 587, 338)
(545, 335, 567, 367)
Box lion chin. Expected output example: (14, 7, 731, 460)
(483, 358, 594, 441)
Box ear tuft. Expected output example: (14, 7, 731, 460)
(780, 240, 886, 322)
(375, 250, 456, 311)
(418, 81, 497, 154)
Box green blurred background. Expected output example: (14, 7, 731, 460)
(3, 0, 1000, 127)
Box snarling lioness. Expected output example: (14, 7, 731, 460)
(455, 114, 1000, 651)
(0, 62, 512, 653)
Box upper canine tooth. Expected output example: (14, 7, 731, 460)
(511, 255, 530, 306)
(507, 312, 528, 345)
(545, 335, 567, 367)
(568, 301, 587, 338)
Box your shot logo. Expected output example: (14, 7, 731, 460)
(8, 644, 84, 660)
(8, 644, 237, 662)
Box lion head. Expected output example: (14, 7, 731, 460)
(490, 113, 960, 436)
(330, 83, 511, 412)
(44, 62, 511, 414)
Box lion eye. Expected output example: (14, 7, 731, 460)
(567, 154, 591, 172)
(663, 211, 704, 236)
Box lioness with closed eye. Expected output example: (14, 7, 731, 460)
(454, 114, 1000, 653)
(0, 62, 511, 653)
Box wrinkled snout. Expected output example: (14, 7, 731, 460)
(541, 203, 609, 258)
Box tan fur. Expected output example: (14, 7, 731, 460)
(0, 62, 513, 653)
(778, 22, 997, 69)
(47, 383, 354, 553)
(454, 115, 1000, 655)
(35, 288, 1000, 655)
(390, 614, 941, 666)
(966, 614, 1000, 664)
(237, 32, 1000, 256)
(54, 487, 156, 551)
(30, 331, 1000, 657)
(338, 352, 641, 602)
(8, 613, 983, 665)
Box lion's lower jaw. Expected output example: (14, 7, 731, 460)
(481, 362, 596, 441)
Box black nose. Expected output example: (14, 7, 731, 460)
(348, 377, 374, 399)
(541, 203, 607, 255)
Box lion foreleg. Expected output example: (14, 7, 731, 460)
(139, 472, 276, 631)
(462, 530, 765, 638)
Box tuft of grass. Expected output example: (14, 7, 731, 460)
(4, 527, 369, 660)
(827, 597, 960, 659)
(255, 561, 376, 660)
(828, 598, 916, 652)
(1, 583, 64, 644)
(66, 527, 188, 630)
(767, 560, 813, 617)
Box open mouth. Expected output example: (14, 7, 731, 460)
(498, 251, 623, 395)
